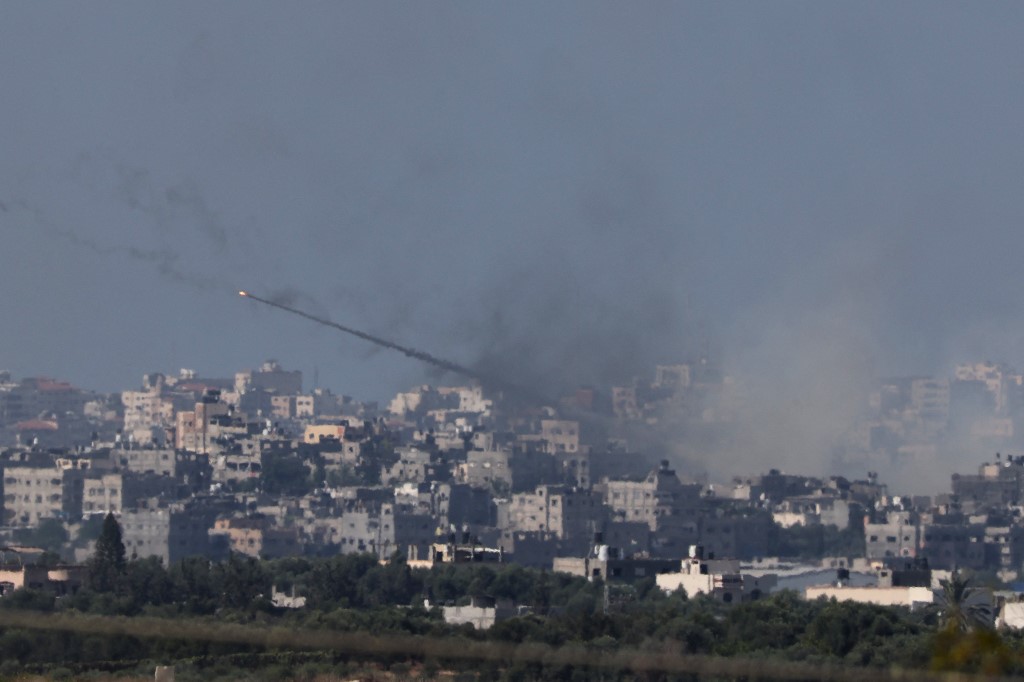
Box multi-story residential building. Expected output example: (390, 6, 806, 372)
(82, 473, 122, 516)
(210, 516, 302, 559)
(501, 485, 606, 553)
(235, 361, 302, 396)
(773, 497, 851, 530)
(114, 447, 176, 478)
(176, 391, 234, 453)
(211, 450, 263, 485)
(271, 395, 296, 420)
(953, 458, 1024, 508)
(2, 459, 89, 525)
(910, 378, 950, 422)
(0, 377, 90, 426)
(983, 525, 1024, 573)
(540, 420, 580, 455)
(457, 450, 512, 490)
(611, 386, 640, 420)
(381, 446, 435, 485)
(121, 387, 174, 440)
(554, 450, 590, 489)
(919, 521, 985, 570)
(329, 503, 436, 559)
(294, 389, 344, 418)
(955, 362, 1008, 413)
(865, 512, 919, 560)
(82, 471, 177, 516)
(303, 424, 346, 444)
(442, 386, 491, 414)
(120, 500, 230, 564)
(601, 461, 702, 531)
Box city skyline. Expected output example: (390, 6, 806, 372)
(5, 4, 1024, 490)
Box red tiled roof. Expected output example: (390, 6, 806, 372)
(15, 420, 59, 431)
(34, 378, 75, 392)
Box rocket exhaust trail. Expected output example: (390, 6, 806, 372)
(239, 290, 488, 385)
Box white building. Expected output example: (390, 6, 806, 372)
(656, 549, 775, 603)
(805, 584, 934, 609)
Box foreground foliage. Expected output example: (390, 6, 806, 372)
(0, 551, 1022, 679)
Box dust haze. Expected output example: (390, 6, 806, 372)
(3, 3, 1024, 492)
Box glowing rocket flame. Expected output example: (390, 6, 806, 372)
(238, 291, 248, 297)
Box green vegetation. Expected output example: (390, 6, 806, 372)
(0, 530, 1022, 680)
(85, 513, 127, 593)
(12, 518, 69, 556)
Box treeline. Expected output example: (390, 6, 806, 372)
(1, 543, 1023, 680)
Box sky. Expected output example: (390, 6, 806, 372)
(3, 3, 1024, 487)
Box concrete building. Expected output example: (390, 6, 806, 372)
(952, 455, 1024, 507)
(0, 377, 90, 428)
(114, 447, 176, 477)
(655, 550, 756, 603)
(865, 512, 919, 560)
(441, 597, 517, 629)
(919, 522, 986, 570)
(382, 446, 435, 485)
(82, 473, 123, 516)
(294, 389, 343, 418)
(0, 563, 85, 596)
(409, 540, 504, 568)
(175, 393, 231, 453)
(330, 503, 436, 560)
(611, 387, 640, 420)
(457, 450, 512, 490)
(271, 395, 296, 420)
(235, 361, 302, 396)
(555, 548, 678, 583)
(211, 451, 263, 486)
(773, 497, 851, 530)
(540, 420, 580, 455)
(303, 424, 346, 444)
(805, 558, 935, 608)
(2, 460, 88, 525)
(502, 485, 606, 552)
(120, 502, 229, 565)
(554, 450, 591, 489)
(444, 386, 491, 415)
(955, 362, 1008, 413)
(805, 584, 934, 608)
(602, 461, 701, 531)
(121, 385, 175, 444)
(984, 525, 1024, 573)
(997, 602, 1024, 629)
(910, 378, 950, 422)
(211, 517, 302, 559)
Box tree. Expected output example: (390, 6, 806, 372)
(86, 513, 126, 592)
(214, 553, 270, 610)
(13, 518, 69, 556)
(938, 571, 993, 633)
(933, 573, 1008, 675)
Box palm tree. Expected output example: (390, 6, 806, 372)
(939, 570, 993, 633)
(931, 571, 1009, 674)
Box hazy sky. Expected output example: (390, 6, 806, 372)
(4, 1, 1024, 426)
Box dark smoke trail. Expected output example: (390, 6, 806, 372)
(5, 197, 229, 292)
(239, 289, 512, 392)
